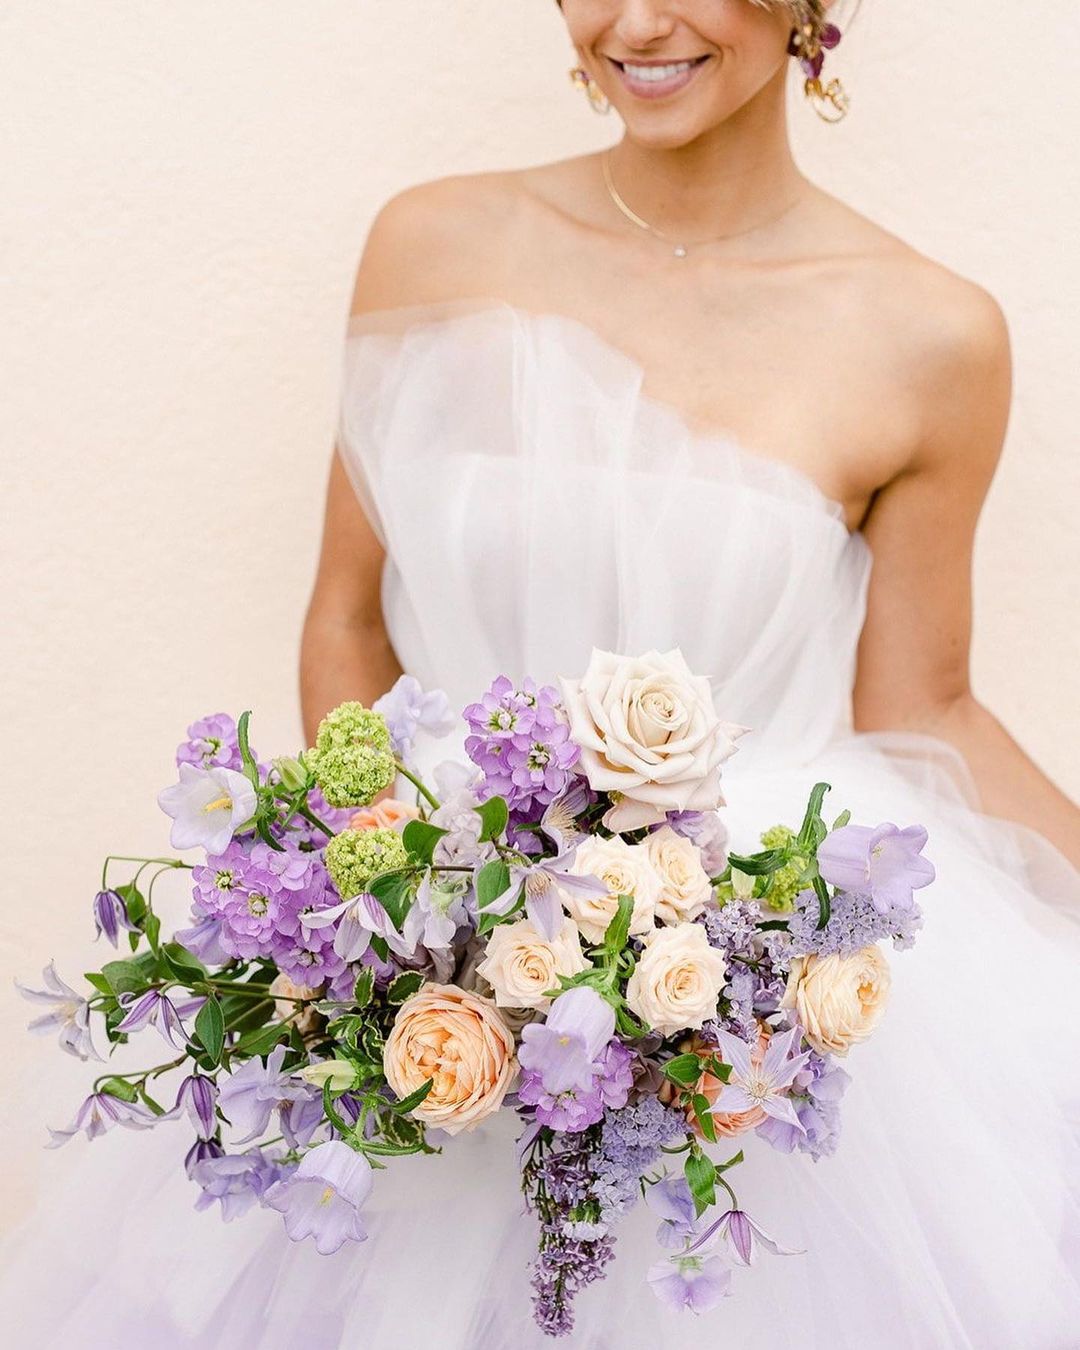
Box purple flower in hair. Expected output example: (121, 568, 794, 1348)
(816, 822, 934, 915)
(17, 962, 102, 1061)
(263, 1140, 374, 1254)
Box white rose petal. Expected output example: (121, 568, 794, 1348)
(560, 836, 662, 945)
(625, 922, 727, 1036)
(475, 917, 590, 1010)
(646, 825, 714, 925)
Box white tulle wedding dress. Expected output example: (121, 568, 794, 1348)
(4, 297, 1079, 1349)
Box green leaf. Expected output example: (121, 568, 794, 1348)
(831, 809, 851, 831)
(101, 958, 151, 998)
(401, 819, 447, 865)
(474, 795, 509, 843)
(717, 1149, 745, 1174)
(662, 1053, 703, 1087)
(236, 709, 260, 788)
(116, 883, 146, 927)
(368, 871, 413, 931)
(84, 971, 113, 996)
(602, 893, 634, 953)
(684, 1149, 717, 1217)
(797, 781, 832, 850)
(98, 1076, 139, 1102)
(194, 995, 225, 1065)
(475, 858, 512, 910)
(353, 967, 375, 1008)
(143, 911, 162, 953)
(160, 942, 208, 986)
(702, 1057, 732, 1083)
(724, 848, 788, 877)
(387, 971, 425, 1004)
(691, 1093, 718, 1143)
(812, 875, 832, 931)
(234, 1020, 289, 1056)
(391, 1076, 434, 1115)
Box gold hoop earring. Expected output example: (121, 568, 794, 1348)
(568, 65, 611, 115)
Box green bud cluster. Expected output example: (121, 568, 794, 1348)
(305, 701, 396, 808)
(325, 826, 409, 900)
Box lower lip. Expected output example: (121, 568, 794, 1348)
(609, 55, 711, 101)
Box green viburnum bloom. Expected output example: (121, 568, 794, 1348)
(759, 824, 806, 913)
(325, 826, 409, 900)
(760, 823, 796, 851)
(305, 701, 396, 807)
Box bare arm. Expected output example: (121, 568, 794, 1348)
(853, 279, 1080, 867)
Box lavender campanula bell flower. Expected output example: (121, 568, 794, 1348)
(16, 961, 102, 1061)
(816, 822, 935, 914)
(263, 1140, 374, 1255)
(156, 762, 258, 855)
(518, 986, 616, 1094)
(46, 1091, 159, 1147)
(192, 1149, 292, 1222)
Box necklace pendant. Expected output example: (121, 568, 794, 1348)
(673, 244, 688, 258)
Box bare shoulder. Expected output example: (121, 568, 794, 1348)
(348, 168, 530, 316)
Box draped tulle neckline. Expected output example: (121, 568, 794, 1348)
(343, 295, 866, 546)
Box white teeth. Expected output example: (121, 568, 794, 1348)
(622, 60, 697, 83)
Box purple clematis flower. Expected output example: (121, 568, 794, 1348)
(116, 989, 202, 1050)
(303, 888, 411, 963)
(17, 961, 102, 1061)
(711, 1207, 803, 1266)
(175, 1074, 219, 1140)
(817, 822, 935, 914)
(46, 1091, 159, 1147)
(372, 674, 456, 763)
(217, 1044, 316, 1143)
(263, 1140, 374, 1255)
(91, 889, 139, 947)
(710, 1025, 811, 1136)
(185, 1138, 225, 1178)
(518, 986, 615, 1094)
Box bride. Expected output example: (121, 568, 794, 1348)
(4, 1, 1079, 1346)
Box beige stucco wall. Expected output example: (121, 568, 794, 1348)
(2, 1, 1077, 1231)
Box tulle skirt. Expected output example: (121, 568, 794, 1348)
(4, 729, 1080, 1350)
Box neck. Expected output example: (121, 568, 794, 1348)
(605, 70, 808, 245)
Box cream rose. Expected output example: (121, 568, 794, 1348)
(781, 946, 891, 1057)
(475, 916, 590, 1010)
(561, 835, 661, 944)
(646, 825, 714, 925)
(382, 983, 517, 1135)
(625, 922, 727, 1035)
(558, 647, 747, 833)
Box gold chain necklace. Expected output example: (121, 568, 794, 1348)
(601, 147, 805, 259)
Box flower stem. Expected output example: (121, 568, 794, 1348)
(394, 761, 440, 810)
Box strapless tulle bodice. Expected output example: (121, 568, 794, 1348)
(337, 298, 872, 774)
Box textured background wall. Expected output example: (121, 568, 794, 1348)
(1, 0, 1077, 1231)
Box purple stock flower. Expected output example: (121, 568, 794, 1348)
(817, 822, 935, 914)
(17, 962, 102, 1061)
(371, 674, 456, 763)
(263, 1140, 374, 1255)
(192, 1149, 292, 1222)
(518, 987, 616, 1094)
(463, 676, 580, 813)
(176, 713, 246, 773)
(709, 1025, 811, 1136)
(116, 989, 201, 1050)
(216, 1045, 318, 1143)
(46, 1091, 159, 1147)
(91, 889, 138, 947)
(175, 1074, 218, 1140)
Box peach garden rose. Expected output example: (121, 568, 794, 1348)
(780, 946, 892, 1057)
(382, 983, 517, 1135)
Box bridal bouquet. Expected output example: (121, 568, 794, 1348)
(20, 648, 934, 1336)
